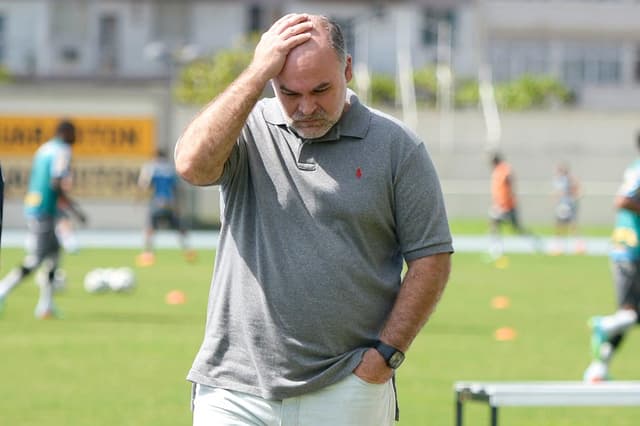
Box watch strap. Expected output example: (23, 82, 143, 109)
(374, 340, 405, 369)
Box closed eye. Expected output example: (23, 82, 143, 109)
(313, 84, 330, 94)
(281, 89, 299, 97)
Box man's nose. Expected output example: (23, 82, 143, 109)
(298, 96, 316, 116)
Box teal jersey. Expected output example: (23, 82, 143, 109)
(24, 138, 72, 218)
(611, 159, 640, 262)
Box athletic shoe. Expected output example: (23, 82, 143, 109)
(583, 360, 610, 383)
(34, 304, 61, 320)
(589, 316, 607, 360)
(547, 241, 564, 256)
(135, 251, 155, 267)
(184, 250, 198, 263)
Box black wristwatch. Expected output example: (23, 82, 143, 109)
(374, 340, 405, 369)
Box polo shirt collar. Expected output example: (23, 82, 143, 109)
(262, 89, 371, 142)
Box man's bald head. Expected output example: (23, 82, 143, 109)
(288, 15, 346, 65)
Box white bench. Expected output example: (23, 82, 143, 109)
(454, 381, 640, 426)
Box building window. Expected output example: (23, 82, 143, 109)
(421, 7, 455, 47)
(98, 14, 119, 73)
(52, 0, 88, 40)
(248, 4, 263, 34)
(154, 2, 189, 44)
(562, 42, 621, 87)
(489, 40, 550, 82)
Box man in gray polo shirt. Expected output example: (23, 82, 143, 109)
(176, 13, 453, 425)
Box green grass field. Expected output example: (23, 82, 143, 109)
(1, 247, 638, 425)
(448, 218, 612, 237)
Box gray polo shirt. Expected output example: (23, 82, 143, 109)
(187, 91, 453, 400)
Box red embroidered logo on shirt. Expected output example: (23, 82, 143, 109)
(356, 167, 362, 179)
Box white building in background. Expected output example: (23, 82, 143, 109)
(0, 0, 638, 109)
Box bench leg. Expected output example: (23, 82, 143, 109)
(455, 397, 463, 426)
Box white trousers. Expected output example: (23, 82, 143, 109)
(192, 374, 396, 426)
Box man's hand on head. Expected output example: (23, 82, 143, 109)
(249, 13, 314, 82)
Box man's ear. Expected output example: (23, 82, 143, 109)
(344, 55, 353, 83)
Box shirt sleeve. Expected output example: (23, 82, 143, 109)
(394, 142, 453, 261)
(51, 146, 72, 180)
(618, 166, 640, 199)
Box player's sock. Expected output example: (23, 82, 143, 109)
(597, 341, 614, 363)
(34, 277, 58, 319)
(589, 311, 636, 360)
(589, 317, 607, 360)
(585, 339, 615, 382)
(0, 267, 27, 299)
(599, 309, 637, 336)
(489, 237, 503, 260)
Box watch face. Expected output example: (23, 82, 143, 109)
(388, 351, 405, 369)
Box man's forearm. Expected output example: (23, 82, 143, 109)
(175, 67, 269, 186)
(379, 253, 451, 352)
(57, 190, 86, 223)
(175, 14, 313, 186)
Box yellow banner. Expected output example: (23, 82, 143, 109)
(2, 158, 147, 200)
(0, 115, 156, 157)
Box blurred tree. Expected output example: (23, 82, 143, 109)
(175, 49, 253, 105)
(413, 66, 438, 106)
(175, 35, 259, 105)
(0, 66, 12, 84)
(454, 78, 480, 109)
(369, 73, 396, 106)
(495, 75, 571, 110)
(350, 73, 398, 106)
(176, 43, 571, 111)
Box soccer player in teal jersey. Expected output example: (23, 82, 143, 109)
(0, 120, 85, 319)
(584, 131, 640, 382)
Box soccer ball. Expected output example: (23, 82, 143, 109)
(83, 268, 110, 293)
(107, 267, 136, 292)
(84, 267, 136, 293)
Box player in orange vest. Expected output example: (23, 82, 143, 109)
(489, 153, 541, 258)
